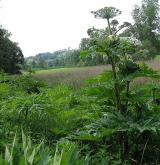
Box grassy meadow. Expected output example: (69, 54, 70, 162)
(33, 57, 160, 88)
(34, 65, 111, 88)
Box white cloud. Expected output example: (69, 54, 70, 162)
(0, 0, 141, 56)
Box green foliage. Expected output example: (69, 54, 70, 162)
(0, 61, 160, 164)
(0, 26, 24, 74)
(25, 49, 80, 70)
(79, 27, 110, 66)
(13, 75, 45, 94)
(0, 131, 88, 165)
(73, 4, 160, 164)
(132, 0, 160, 54)
(80, 50, 88, 61)
(118, 59, 140, 76)
(53, 140, 89, 165)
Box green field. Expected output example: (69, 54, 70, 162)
(35, 67, 81, 74)
(34, 65, 111, 88)
(33, 57, 160, 88)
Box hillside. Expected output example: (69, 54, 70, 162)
(25, 49, 80, 69)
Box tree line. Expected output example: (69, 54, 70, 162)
(24, 49, 80, 69)
(25, 0, 160, 70)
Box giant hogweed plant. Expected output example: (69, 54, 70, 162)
(78, 6, 160, 164)
(89, 6, 159, 113)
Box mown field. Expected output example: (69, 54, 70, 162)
(34, 57, 160, 88)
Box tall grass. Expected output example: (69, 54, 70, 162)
(33, 58, 160, 88)
(144, 59, 160, 71)
(133, 59, 160, 86)
(34, 65, 111, 88)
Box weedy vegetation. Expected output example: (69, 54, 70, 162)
(1, 2, 160, 165)
(1, 56, 160, 164)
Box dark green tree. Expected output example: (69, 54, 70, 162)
(79, 38, 90, 50)
(132, 0, 160, 53)
(0, 26, 24, 74)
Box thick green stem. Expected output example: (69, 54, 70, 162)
(124, 81, 130, 113)
(110, 55, 122, 112)
(107, 18, 112, 35)
(107, 18, 122, 112)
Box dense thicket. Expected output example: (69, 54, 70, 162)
(0, 26, 24, 74)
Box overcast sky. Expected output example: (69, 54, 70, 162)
(0, 0, 141, 57)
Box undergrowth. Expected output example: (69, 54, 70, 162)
(0, 63, 160, 164)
